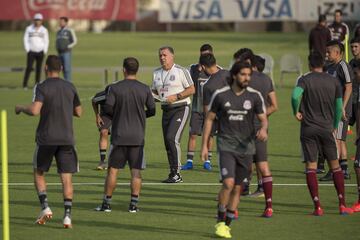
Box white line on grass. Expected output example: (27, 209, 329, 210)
(1, 182, 357, 187)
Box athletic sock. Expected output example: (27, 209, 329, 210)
(100, 149, 107, 162)
(225, 209, 236, 226)
(186, 151, 194, 161)
(257, 179, 263, 191)
(207, 151, 213, 162)
(217, 204, 226, 222)
(103, 195, 112, 205)
(130, 194, 139, 207)
(38, 191, 49, 209)
(339, 159, 348, 172)
(262, 176, 273, 209)
(64, 199, 72, 217)
(332, 167, 346, 206)
(305, 169, 321, 208)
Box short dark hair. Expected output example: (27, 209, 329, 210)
(45, 55, 62, 72)
(123, 57, 139, 75)
(254, 55, 265, 72)
(60, 16, 69, 22)
(159, 46, 174, 54)
(308, 51, 324, 68)
(200, 44, 213, 53)
(199, 53, 216, 67)
(326, 40, 344, 53)
(335, 9, 343, 15)
(233, 48, 254, 60)
(350, 37, 360, 44)
(318, 14, 326, 23)
(229, 61, 252, 84)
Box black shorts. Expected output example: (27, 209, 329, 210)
(218, 151, 252, 185)
(108, 145, 145, 170)
(335, 120, 348, 141)
(189, 112, 217, 136)
(99, 114, 112, 132)
(300, 127, 337, 163)
(33, 145, 79, 173)
(253, 139, 267, 163)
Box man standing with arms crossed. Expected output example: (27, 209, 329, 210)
(152, 46, 195, 183)
(23, 13, 49, 89)
(291, 51, 353, 216)
(320, 40, 354, 181)
(56, 16, 77, 82)
(202, 61, 268, 238)
(15, 55, 82, 228)
(95, 57, 155, 212)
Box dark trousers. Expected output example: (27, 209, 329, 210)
(23, 51, 44, 88)
(162, 105, 190, 173)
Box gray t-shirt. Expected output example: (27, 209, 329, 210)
(189, 64, 211, 113)
(33, 77, 81, 145)
(105, 79, 155, 146)
(209, 86, 265, 154)
(203, 69, 230, 106)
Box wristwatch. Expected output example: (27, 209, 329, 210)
(176, 93, 182, 100)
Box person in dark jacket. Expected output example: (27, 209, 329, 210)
(309, 14, 331, 58)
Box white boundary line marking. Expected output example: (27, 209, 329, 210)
(1, 182, 357, 187)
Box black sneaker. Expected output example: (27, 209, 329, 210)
(128, 204, 139, 213)
(94, 203, 112, 212)
(316, 168, 326, 174)
(162, 173, 183, 183)
(344, 170, 351, 180)
(319, 171, 333, 181)
(249, 188, 264, 198)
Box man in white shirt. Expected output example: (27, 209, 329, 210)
(23, 13, 49, 89)
(152, 46, 195, 183)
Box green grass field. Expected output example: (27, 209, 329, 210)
(0, 31, 360, 240)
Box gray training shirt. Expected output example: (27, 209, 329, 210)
(33, 77, 81, 145)
(203, 69, 230, 106)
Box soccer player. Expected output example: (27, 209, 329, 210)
(349, 38, 360, 129)
(56, 16, 77, 82)
(202, 61, 268, 238)
(350, 38, 360, 68)
(291, 51, 353, 216)
(320, 40, 354, 181)
(182, 44, 219, 171)
(152, 46, 195, 183)
(15, 55, 82, 228)
(352, 59, 360, 212)
(328, 9, 350, 44)
(309, 14, 332, 58)
(23, 13, 49, 90)
(92, 87, 112, 170)
(248, 55, 278, 204)
(355, 23, 360, 39)
(95, 57, 155, 212)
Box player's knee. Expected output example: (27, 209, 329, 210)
(100, 129, 109, 136)
(222, 179, 235, 190)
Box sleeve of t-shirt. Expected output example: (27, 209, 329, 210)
(151, 72, 157, 91)
(339, 62, 352, 84)
(202, 83, 211, 106)
(105, 86, 116, 107)
(296, 76, 306, 90)
(146, 87, 156, 110)
(335, 79, 343, 99)
(32, 84, 44, 102)
(180, 68, 194, 88)
(73, 90, 81, 107)
(254, 93, 266, 115)
(209, 94, 221, 114)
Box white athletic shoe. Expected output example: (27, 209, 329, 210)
(63, 215, 72, 229)
(35, 207, 53, 225)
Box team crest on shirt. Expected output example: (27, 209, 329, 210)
(169, 75, 176, 81)
(243, 100, 252, 110)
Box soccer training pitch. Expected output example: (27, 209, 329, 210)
(0, 31, 359, 240)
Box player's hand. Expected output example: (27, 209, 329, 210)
(342, 108, 347, 121)
(15, 105, 23, 115)
(201, 146, 208, 162)
(96, 114, 104, 128)
(256, 128, 268, 141)
(166, 95, 178, 104)
(295, 112, 303, 121)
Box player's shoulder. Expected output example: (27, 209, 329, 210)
(174, 64, 190, 74)
(212, 85, 231, 98)
(246, 86, 263, 98)
(153, 67, 162, 74)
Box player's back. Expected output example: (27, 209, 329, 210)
(35, 77, 80, 145)
(203, 69, 230, 106)
(248, 71, 274, 106)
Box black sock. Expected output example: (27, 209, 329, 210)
(130, 194, 139, 207)
(187, 151, 194, 161)
(103, 195, 112, 205)
(258, 179, 263, 191)
(208, 151, 212, 162)
(225, 210, 236, 226)
(339, 159, 348, 171)
(38, 191, 49, 209)
(100, 149, 107, 162)
(217, 204, 226, 222)
(64, 199, 72, 217)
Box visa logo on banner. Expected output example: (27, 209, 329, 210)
(159, 0, 295, 22)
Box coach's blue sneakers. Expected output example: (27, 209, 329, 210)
(181, 160, 193, 170)
(203, 161, 212, 171)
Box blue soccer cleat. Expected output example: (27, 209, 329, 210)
(203, 161, 212, 171)
(181, 160, 193, 170)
